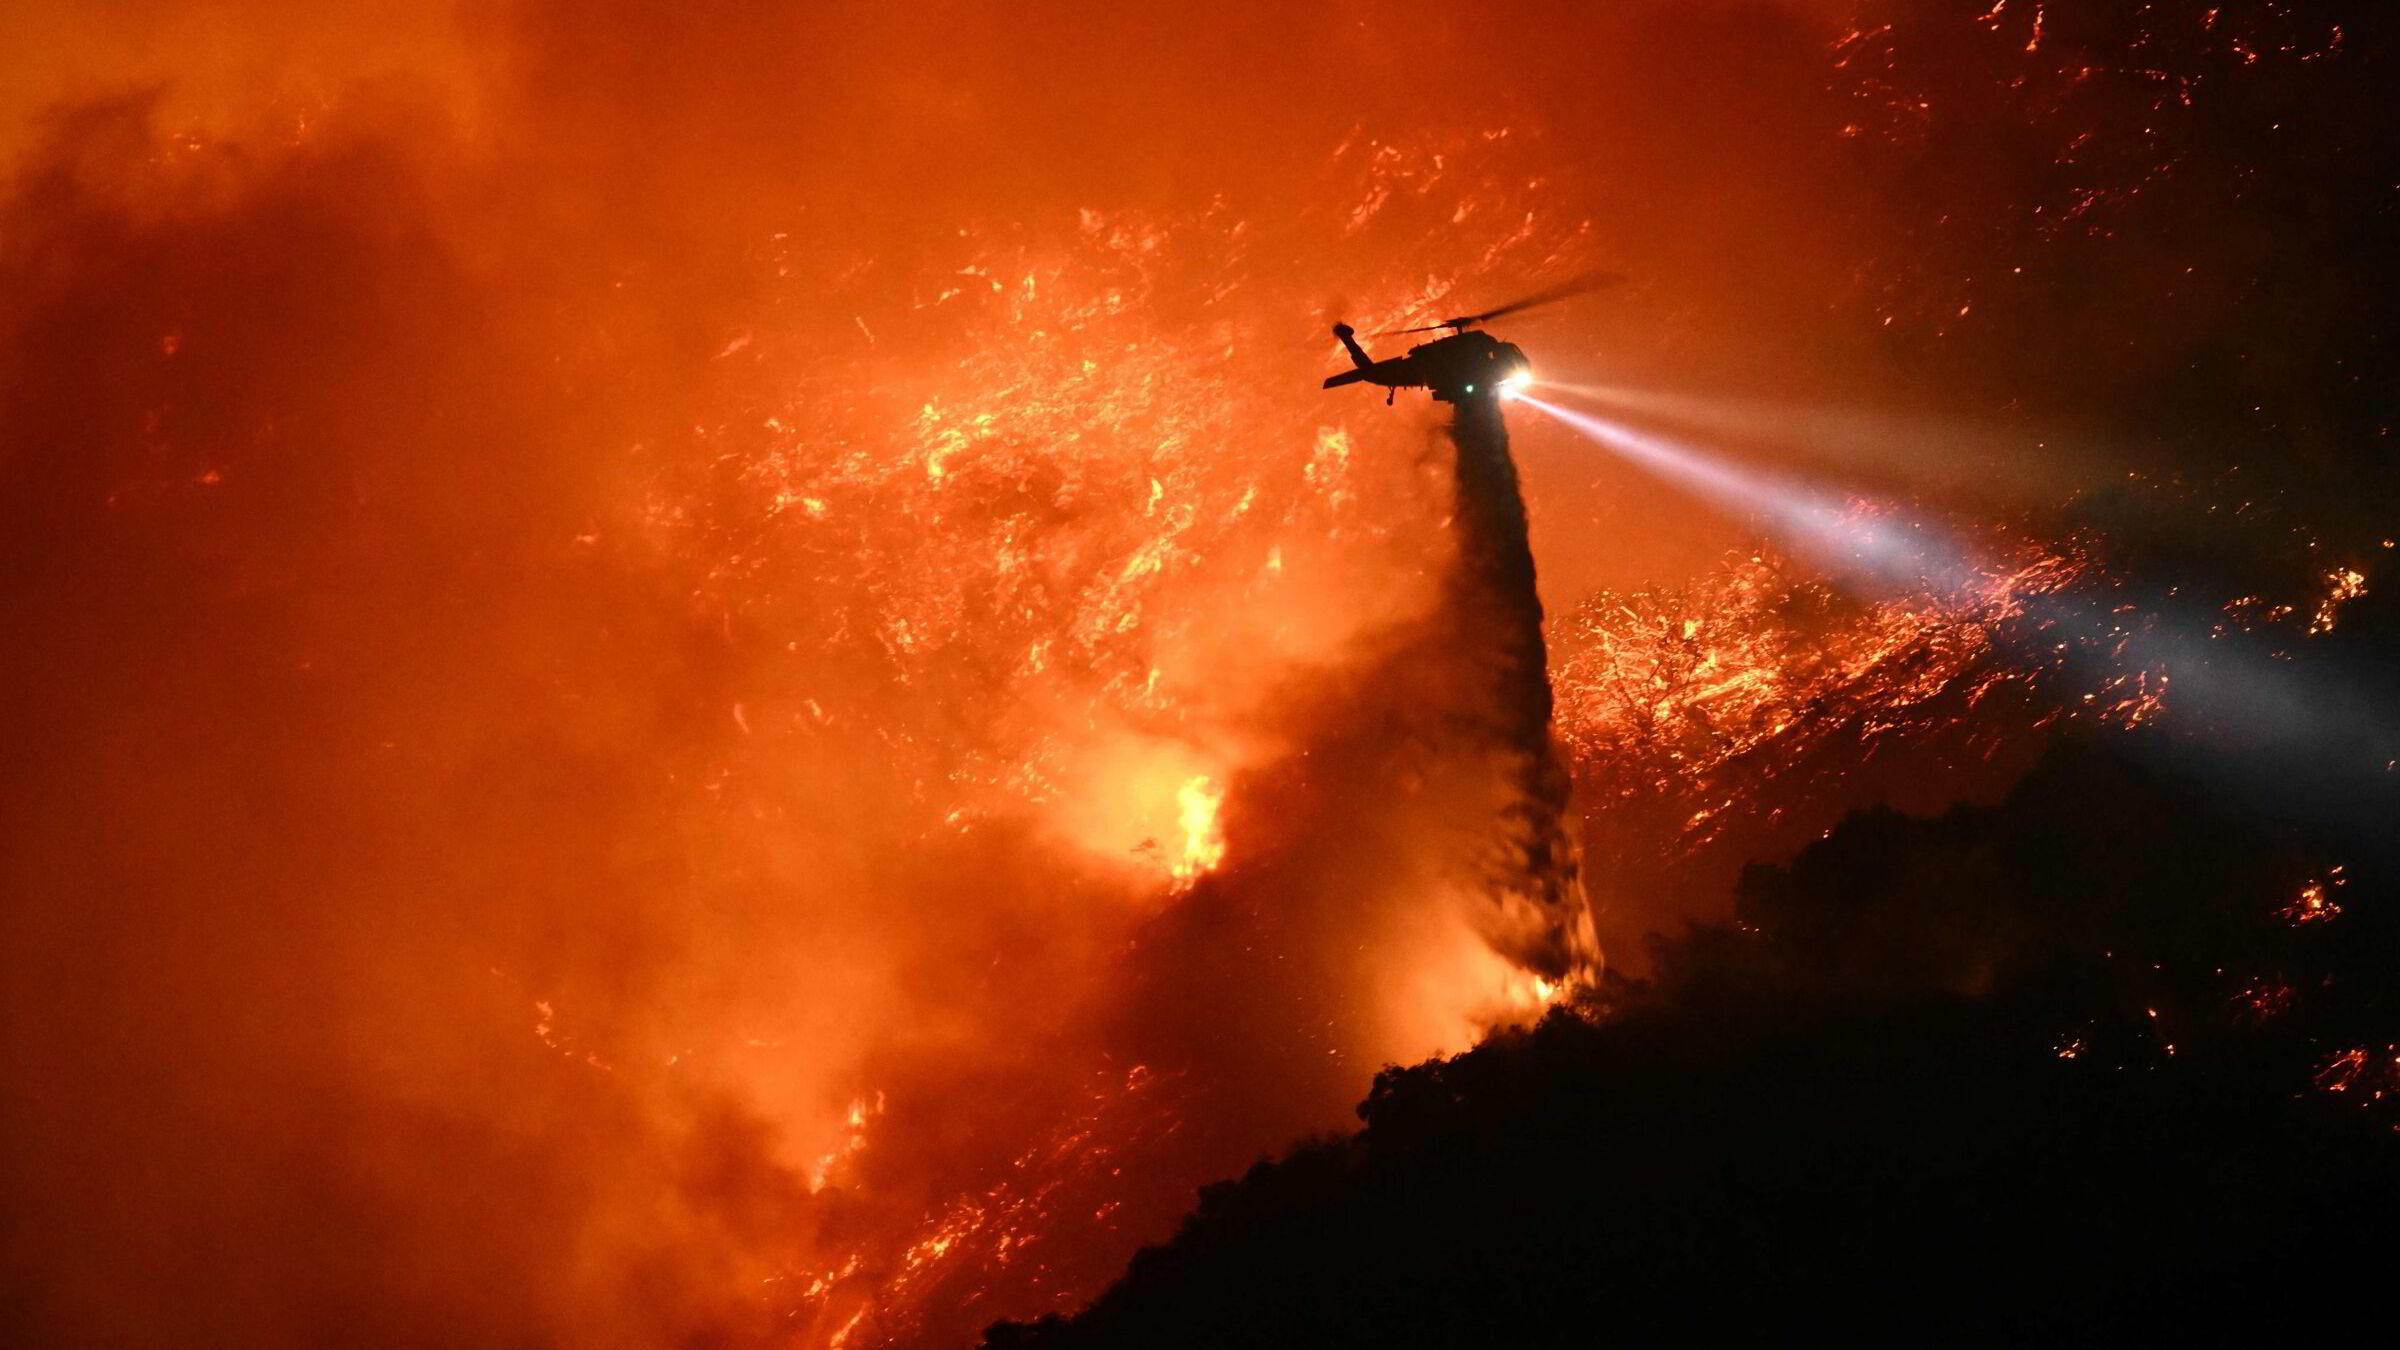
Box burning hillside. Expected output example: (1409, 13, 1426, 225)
(4, 2, 2394, 1348)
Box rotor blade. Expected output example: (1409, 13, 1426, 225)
(1462, 269, 1626, 325)
(1372, 269, 1626, 336)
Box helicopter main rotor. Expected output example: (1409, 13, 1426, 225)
(1377, 269, 1625, 336)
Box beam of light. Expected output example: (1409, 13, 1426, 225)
(1534, 381, 1954, 449)
(1526, 379, 2099, 504)
(1513, 392, 1982, 596)
(1515, 391, 2397, 798)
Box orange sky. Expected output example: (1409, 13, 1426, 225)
(3, 5, 2048, 1345)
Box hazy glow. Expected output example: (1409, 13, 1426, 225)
(1518, 392, 2393, 771)
(1514, 393, 1979, 594)
(1525, 379, 2092, 502)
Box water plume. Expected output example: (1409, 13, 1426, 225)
(1433, 394, 1598, 982)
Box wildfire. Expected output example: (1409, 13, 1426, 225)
(2313, 1044, 2400, 1109)
(2232, 980, 2295, 1022)
(2278, 872, 2346, 927)
(810, 1092, 886, 1192)
(1172, 775, 1227, 883)
(693, 129, 1610, 1345)
(2309, 567, 2368, 635)
(13, 5, 2383, 1348)
(1551, 530, 2107, 863)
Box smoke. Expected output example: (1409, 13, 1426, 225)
(890, 395, 1608, 1343)
(0, 89, 800, 1349)
(0, 5, 1802, 1343)
(14, 2, 2382, 1346)
(985, 713, 2400, 1347)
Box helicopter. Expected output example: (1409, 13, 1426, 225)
(1321, 272, 1618, 404)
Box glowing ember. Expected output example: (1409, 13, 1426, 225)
(2279, 872, 2346, 927)
(9, 5, 2389, 1349)
(1551, 530, 2110, 859)
(2309, 567, 2369, 636)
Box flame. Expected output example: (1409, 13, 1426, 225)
(2309, 567, 2368, 635)
(810, 1092, 886, 1192)
(9, 8, 2375, 1349)
(1172, 775, 1227, 883)
(2279, 872, 2346, 927)
(1553, 534, 2103, 856)
(678, 133, 1613, 1344)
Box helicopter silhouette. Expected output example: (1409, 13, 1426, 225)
(1322, 272, 1619, 404)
